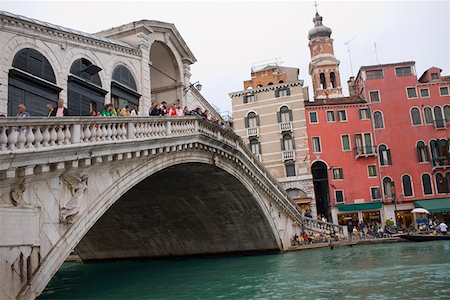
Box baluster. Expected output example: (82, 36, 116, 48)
(111, 123, 118, 140)
(17, 127, 26, 149)
(135, 122, 141, 138)
(80, 124, 85, 141)
(83, 124, 91, 143)
(0, 127, 8, 150)
(34, 126, 43, 148)
(64, 125, 71, 145)
(56, 125, 65, 145)
(7, 127, 18, 150)
(95, 124, 102, 141)
(116, 123, 123, 139)
(101, 124, 108, 141)
(42, 126, 50, 147)
(106, 124, 112, 141)
(49, 126, 57, 146)
(122, 123, 128, 139)
(25, 126, 35, 148)
(90, 125, 97, 142)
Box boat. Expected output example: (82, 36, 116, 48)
(400, 233, 450, 242)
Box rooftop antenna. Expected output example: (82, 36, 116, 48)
(314, 1, 319, 13)
(372, 42, 381, 64)
(344, 37, 356, 76)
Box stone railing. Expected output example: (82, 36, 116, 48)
(303, 217, 344, 234)
(247, 127, 259, 137)
(279, 122, 292, 132)
(281, 150, 295, 161)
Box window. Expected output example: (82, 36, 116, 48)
(309, 111, 318, 124)
(275, 88, 290, 98)
(430, 139, 450, 167)
(416, 141, 430, 162)
(332, 168, 344, 180)
(337, 110, 347, 122)
(335, 190, 344, 203)
(379, 145, 392, 166)
(424, 107, 434, 124)
(440, 87, 449, 96)
(326, 111, 335, 122)
(285, 162, 296, 177)
(330, 72, 336, 88)
(407, 87, 417, 99)
(444, 105, 450, 122)
(420, 88, 430, 98)
(435, 173, 448, 194)
(341, 135, 351, 151)
(383, 177, 395, 198)
(368, 165, 377, 177)
(371, 187, 381, 200)
(431, 73, 439, 80)
(434, 106, 445, 128)
(278, 106, 292, 123)
(281, 134, 295, 151)
(249, 139, 261, 156)
(359, 108, 370, 120)
(366, 69, 384, 80)
(320, 73, 326, 89)
(395, 66, 413, 77)
(245, 112, 259, 128)
(373, 111, 384, 129)
(402, 175, 413, 197)
(369, 91, 380, 102)
(243, 94, 255, 103)
(422, 174, 433, 195)
(311, 137, 321, 153)
(354, 133, 374, 155)
(410, 108, 422, 125)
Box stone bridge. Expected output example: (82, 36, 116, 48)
(0, 116, 342, 299)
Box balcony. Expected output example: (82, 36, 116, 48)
(247, 127, 259, 137)
(282, 150, 296, 161)
(432, 156, 450, 170)
(434, 119, 447, 130)
(354, 146, 377, 158)
(279, 122, 293, 132)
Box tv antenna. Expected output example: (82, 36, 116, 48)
(344, 37, 356, 76)
(372, 42, 381, 64)
(314, 1, 319, 13)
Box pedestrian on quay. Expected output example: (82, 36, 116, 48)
(439, 221, 448, 235)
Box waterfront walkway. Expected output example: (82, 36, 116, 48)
(287, 237, 404, 251)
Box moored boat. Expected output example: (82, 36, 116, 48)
(400, 233, 450, 242)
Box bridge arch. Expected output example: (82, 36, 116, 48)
(23, 148, 282, 299)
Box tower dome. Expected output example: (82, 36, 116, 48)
(308, 12, 332, 40)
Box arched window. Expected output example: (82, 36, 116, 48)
(383, 177, 395, 198)
(435, 173, 448, 194)
(434, 106, 445, 128)
(281, 133, 295, 151)
(245, 112, 259, 128)
(249, 138, 261, 155)
(402, 175, 413, 197)
(379, 145, 392, 166)
(8, 48, 60, 116)
(268, 82, 273, 86)
(330, 72, 336, 88)
(422, 174, 433, 195)
(444, 105, 450, 122)
(410, 108, 422, 125)
(430, 139, 450, 167)
(278, 106, 292, 124)
(373, 111, 384, 129)
(111, 65, 140, 110)
(416, 141, 430, 162)
(424, 107, 434, 124)
(278, 80, 284, 84)
(320, 72, 326, 89)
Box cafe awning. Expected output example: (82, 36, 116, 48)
(337, 202, 382, 212)
(413, 198, 450, 213)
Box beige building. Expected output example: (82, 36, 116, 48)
(229, 65, 316, 216)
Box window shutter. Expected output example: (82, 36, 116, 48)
(286, 88, 291, 96)
(243, 95, 248, 104)
(289, 110, 293, 121)
(275, 89, 280, 98)
(277, 111, 281, 123)
(256, 115, 260, 126)
(425, 146, 430, 161)
(387, 149, 392, 165)
(416, 145, 422, 162)
(258, 142, 262, 154)
(292, 137, 296, 150)
(281, 138, 285, 151)
(247, 142, 251, 150)
(244, 117, 249, 128)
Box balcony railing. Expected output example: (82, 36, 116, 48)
(279, 122, 292, 132)
(282, 150, 295, 161)
(432, 156, 450, 170)
(434, 119, 447, 130)
(354, 146, 377, 158)
(247, 127, 259, 137)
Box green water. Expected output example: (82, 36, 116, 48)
(40, 241, 450, 299)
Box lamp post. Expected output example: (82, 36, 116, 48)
(391, 185, 398, 227)
(183, 81, 202, 95)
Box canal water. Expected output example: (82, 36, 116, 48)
(39, 241, 450, 299)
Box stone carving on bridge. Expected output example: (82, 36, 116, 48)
(60, 173, 88, 223)
(10, 178, 26, 206)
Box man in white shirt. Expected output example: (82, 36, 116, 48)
(439, 221, 448, 235)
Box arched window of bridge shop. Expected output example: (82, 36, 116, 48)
(8, 48, 61, 116)
(111, 65, 141, 112)
(68, 58, 106, 116)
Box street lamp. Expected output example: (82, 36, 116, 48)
(391, 185, 398, 227)
(183, 81, 202, 95)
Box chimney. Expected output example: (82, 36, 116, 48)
(348, 76, 356, 97)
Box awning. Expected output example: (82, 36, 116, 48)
(337, 202, 382, 212)
(413, 198, 450, 213)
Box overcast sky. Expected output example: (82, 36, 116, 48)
(2, 1, 449, 113)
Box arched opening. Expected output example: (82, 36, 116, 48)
(8, 48, 61, 116)
(111, 65, 141, 113)
(319, 72, 326, 89)
(330, 72, 336, 88)
(311, 161, 331, 221)
(150, 42, 181, 106)
(74, 163, 280, 260)
(68, 58, 107, 116)
(434, 106, 444, 128)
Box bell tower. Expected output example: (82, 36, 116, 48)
(308, 9, 343, 99)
